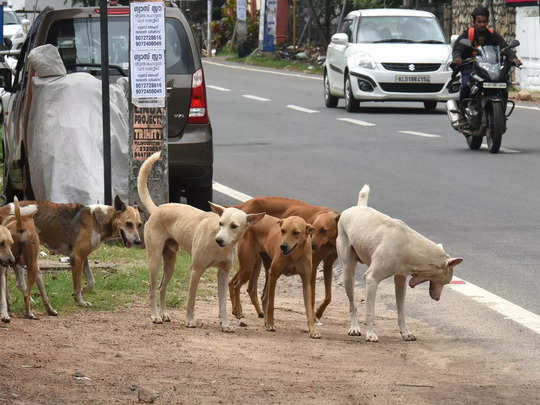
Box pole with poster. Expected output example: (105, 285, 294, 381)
(128, 0, 169, 210)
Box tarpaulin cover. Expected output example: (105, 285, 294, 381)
(25, 44, 129, 204)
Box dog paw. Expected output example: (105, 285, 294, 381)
(401, 332, 417, 342)
(365, 332, 379, 342)
(25, 312, 38, 320)
(258, 313, 264, 319)
(162, 313, 171, 322)
(186, 319, 202, 328)
(232, 311, 244, 320)
(75, 299, 92, 307)
(347, 327, 362, 337)
(151, 315, 163, 324)
(238, 320, 248, 327)
(309, 331, 321, 339)
(1, 315, 10, 323)
(221, 324, 235, 333)
(47, 308, 58, 316)
(265, 325, 276, 332)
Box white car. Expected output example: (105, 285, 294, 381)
(324, 8, 459, 112)
(3, 7, 29, 50)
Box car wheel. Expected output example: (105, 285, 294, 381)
(423, 101, 437, 111)
(324, 73, 338, 108)
(345, 75, 359, 112)
(187, 185, 212, 211)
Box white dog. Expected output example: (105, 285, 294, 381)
(138, 151, 265, 332)
(337, 185, 463, 342)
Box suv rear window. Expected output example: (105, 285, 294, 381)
(45, 16, 195, 74)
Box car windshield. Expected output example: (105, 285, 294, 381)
(45, 16, 195, 74)
(3, 11, 20, 25)
(356, 16, 446, 44)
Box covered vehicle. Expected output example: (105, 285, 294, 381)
(324, 9, 458, 112)
(1, 5, 213, 209)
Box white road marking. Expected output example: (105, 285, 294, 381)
(337, 117, 376, 127)
(203, 59, 322, 80)
(481, 143, 521, 153)
(212, 182, 252, 202)
(450, 276, 540, 335)
(399, 130, 441, 138)
(213, 181, 540, 336)
(287, 105, 320, 114)
(243, 95, 271, 102)
(515, 105, 540, 111)
(207, 85, 230, 92)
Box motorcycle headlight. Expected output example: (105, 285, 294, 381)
(350, 52, 376, 70)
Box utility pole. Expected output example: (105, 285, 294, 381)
(207, 0, 212, 56)
(100, 0, 112, 205)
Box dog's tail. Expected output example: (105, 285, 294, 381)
(13, 196, 23, 230)
(357, 184, 370, 206)
(137, 151, 161, 215)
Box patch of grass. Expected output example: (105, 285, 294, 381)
(7, 243, 218, 317)
(219, 49, 323, 75)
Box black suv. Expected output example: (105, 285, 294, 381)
(2, 5, 213, 210)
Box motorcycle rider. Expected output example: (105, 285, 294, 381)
(452, 5, 522, 110)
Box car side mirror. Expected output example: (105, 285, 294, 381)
(450, 34, 459, 47)
(0, 68, 14, 93)
(331, 33, 349, 46)
(458, 38, 474, 49)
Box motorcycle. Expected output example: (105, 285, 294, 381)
(446, 38, 520, 153)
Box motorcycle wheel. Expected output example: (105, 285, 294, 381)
(486, 102, 505, 154)
(466, 135, 483, 150)
(345, 74, 360, 112)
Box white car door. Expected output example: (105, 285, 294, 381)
(327, 18, 354, 95)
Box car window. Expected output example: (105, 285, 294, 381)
(45, 16, 194, 74)
(3, 11, 20, 25)
(356, 16, 446, 44)
(340, 19, 353, 42)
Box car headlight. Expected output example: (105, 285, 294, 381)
(443, 54, 453, 71)
(350, 52, 376, 70)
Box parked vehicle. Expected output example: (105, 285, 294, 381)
(447, 39, 520, 153)
(3, 7, 30, 50)
(324, 8, 458, 111)
(0, 4, 213, 210)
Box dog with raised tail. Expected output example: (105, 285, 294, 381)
(0, 221, 16, 322)
(336, 185, 463, 342)
(0, 197, 57, 319)
(138, 151, 265, 332)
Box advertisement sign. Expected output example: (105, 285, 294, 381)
(505, 0, 538, 6)
(237, 0, 247, 22)
(0, 5, 3, 45)
(263, 0, 277, 51)
(130, 2, 165, 106)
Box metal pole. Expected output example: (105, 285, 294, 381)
(100, 0, 112, 205)
(293, 0, 296, 49)
(207, 0, 212, 56)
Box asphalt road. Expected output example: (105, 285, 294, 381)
(202, 58, 540, 355)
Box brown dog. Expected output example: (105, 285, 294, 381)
(0, 224, 16, 322)
(0, 198, 57, 319)
(230, 215, 320, 338)
(234, 197, 340, 321)
(19, 196, 142, 306)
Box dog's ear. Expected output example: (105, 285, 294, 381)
(209, 202, 225, 216)
(446, 257, 463, 268)
(247, 212, 265, 226)
(277, 219, 283, 227)
(114, 195, 127, 212)
(306, 224, 314, 236)
(334, 214, 341, 224)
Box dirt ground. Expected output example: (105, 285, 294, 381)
(1, 271, 539, 405)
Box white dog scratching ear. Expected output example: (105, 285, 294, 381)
(446, 257, 463, 268)
(246, 212, 265, 225)
(208, 202, 225, 216)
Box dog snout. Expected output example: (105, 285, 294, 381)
(311, 242, 318, 250)
(280, 244, 288, 254)
(216, 238, 225, 247)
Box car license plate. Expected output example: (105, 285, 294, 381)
(395, 75, 431, 83)
(483, 82, 507, 89)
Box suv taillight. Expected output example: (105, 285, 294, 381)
(188, 68, 209, 124)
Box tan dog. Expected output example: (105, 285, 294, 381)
(337, 185, 463, 342)
(230, 215, 320, 338)
(138, 151, 265, 331)
(0, 224, 16, 322)
(0, 198, 57, 319)
(18, 196, 142, 306)
(234, 197, 340, 322)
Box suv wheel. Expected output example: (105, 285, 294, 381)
(345, 75, 359, 112)
(324, 73, 338, 108)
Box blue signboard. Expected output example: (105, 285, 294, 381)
(0, 5, 3, 45)
(262, 0, 277, 51)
